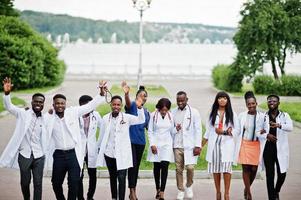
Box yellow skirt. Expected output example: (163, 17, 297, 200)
(238, 139, 260, 166)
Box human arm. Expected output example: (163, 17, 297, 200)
(121, 81, 132, 110)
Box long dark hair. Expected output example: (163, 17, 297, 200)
(209, 91, 234, 127)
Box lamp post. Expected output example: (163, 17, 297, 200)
(132, 0, 152, 89)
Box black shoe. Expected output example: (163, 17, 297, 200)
(155, 191, 160, 199)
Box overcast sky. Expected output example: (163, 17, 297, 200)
(14, 0, 247, 27)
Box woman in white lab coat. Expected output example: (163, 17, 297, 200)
(234, 91, 266, 200)
(147, 98, 174, 200)
(202, 91, 238, 200)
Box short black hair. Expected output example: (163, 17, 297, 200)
(53, 94, 66, 101)
(79, 95, 92, 105)
(156, 98, 171, 110)
(176, 91, 187, 96)
(32, 93, 45, 101)
(136, 85, 148, 97)
(111, 95, 122, 103)
(267, 94, 280, 101)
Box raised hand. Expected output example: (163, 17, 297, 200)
(135, 96, 143, 108)
(3, 77, 13, 95)
(121, 81, 130, 95)
(99, 80, 108, 96)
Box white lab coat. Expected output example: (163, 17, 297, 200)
(0, 95, 48, 169)
(259, 111, 293, 173)
(233, 111, 267, 166)
(204, 112, 239, 163)
(147, 111, 175, 163)
(96, 109, 145, 170)
(171, 105, 202, 165)
(79, 111, 103, 168)
(45, 95, 105, 170)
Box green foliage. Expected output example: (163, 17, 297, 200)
(0, 0, 19, 17)
(234, 0, 301, 79)
(253, 75, 301, 96)
(0, 16, 66, 90)
(20, 10, 235, 43)
(259, 102, 301, 122)
(211, 64, 243, 92)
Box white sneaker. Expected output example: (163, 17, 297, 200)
(176, 190, 185, 200)
(185, 186, 193, 199)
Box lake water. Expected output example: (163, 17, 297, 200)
(59, 43, 301, 77)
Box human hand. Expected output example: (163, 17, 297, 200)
(99, 80, 108, 96)
(151, 145, 158, 154)
(193, 147, 201, 156)
(215, 128, 223, 135)
(267, 133, 277, 143)
(176, 124, 182, 132)
(121, 81, 130, 95)
(3, 77, 13, 95)
(260, 129, 266, 134)
(136, 96, 143, 108)
(227, 127, 233, 136)
(270, 122, 281, 129)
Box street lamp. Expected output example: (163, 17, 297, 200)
(132, 0, 152, 89)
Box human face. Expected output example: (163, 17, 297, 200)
(176, 94, 188, 110)
(53, 98, 66, 114)
(31, 96, 45, 113)
(137, 91, 147, 105)
(111, 98, 122, 114)
(267, 97, 279, 111)
(246, 98, 257, 114)
(217, 96, 228, 108)
(159, 106, 169, 117)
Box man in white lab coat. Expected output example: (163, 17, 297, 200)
(171, 91, 202, 200)
(77, 95, 103, 200)
(46, 81, 107, 200)
(262, 94, 293, 200)
(0, 77, 48, 200)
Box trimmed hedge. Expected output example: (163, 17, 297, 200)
(0, 16, 65, 90)
(211, 64, 243, 92)
(253, 75, 301, 96)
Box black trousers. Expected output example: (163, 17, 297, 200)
(51, 149, 81, 200)
(263, 142, 286, 200)
(18, 153, 45, 200)
(153, 161, 170, 192)
(128, 143, 145, 188)
(78, 154, 97, 200)
(105, 155, 127, 200)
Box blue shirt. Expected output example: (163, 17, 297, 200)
(125, 101, 150, 145)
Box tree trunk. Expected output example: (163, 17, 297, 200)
(271, 57, 279, 79)
(280, 46, 287, 75)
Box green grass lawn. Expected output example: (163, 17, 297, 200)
(259, 102, 301, 122)
(0, 95, 27, 112)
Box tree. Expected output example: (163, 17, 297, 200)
(0, 0, 19, 16)
(233, 0, 301, 79)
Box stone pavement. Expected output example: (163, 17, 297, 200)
(0, 78, 300, 199)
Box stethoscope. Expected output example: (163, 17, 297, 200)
(175, 104, 192, 131)
(109, 112, 126, 124)
(152, 110, 172, 131)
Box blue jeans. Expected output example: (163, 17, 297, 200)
(51, 149, 80, 200)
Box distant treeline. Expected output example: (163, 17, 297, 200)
(20, 10, 236, 43)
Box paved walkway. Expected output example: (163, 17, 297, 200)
(0, 78, 300, 199)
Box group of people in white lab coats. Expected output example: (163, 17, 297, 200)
(0, 77, 293, 200)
